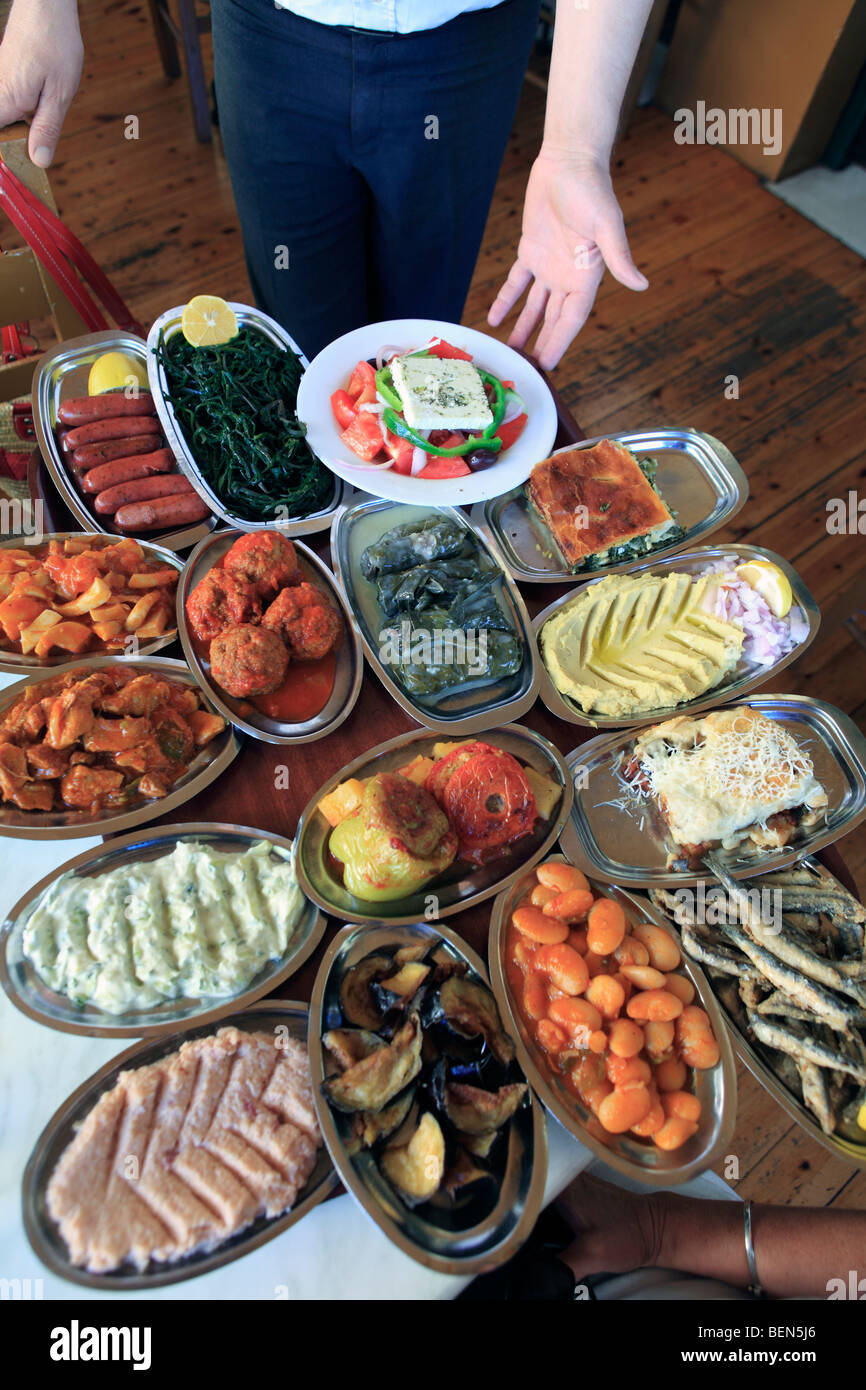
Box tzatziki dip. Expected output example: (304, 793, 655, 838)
(21, 839, 305, 1014)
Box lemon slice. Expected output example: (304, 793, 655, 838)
(735, 560, 793, 618)
(88, 351, 148, 396)
(181, 295, 238, 348)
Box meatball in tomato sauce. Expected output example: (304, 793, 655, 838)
(261, 582, 342, 661)
(223, 532, 301, 598)
(210, 624, 289, 698)
(185, 570, 262, 645)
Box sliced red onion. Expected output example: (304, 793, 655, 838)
(375, 345, 405, 370)
(502, 388, 526, 424)
(337, 454, 394, 471)
(410, 446, 427, 476)
(358, 400, 385, 414)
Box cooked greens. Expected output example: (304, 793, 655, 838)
(361, 516, 523, 700)
(155, 326, 333, 522)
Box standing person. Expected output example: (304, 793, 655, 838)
(0, 0, 651, 367)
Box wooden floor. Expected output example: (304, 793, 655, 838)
(5, 0, 866, 1211)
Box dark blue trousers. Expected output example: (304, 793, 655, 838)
(210, 0, 541, 359)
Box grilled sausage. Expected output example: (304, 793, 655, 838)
(57, 393, 156, 424)
(73, 435, 165, 472)
(82, 449, 176, 495)
(114, 493, 211, 532)
(94, 474, 195, 515)
(63, 417, 163, 449)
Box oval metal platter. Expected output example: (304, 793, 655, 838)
(0, 532, 184, 674)
(1, 822, 325, 1038)
(561, 694, 866, 888)
(470, 427, 750, 584)
(534, 543, 821, 730)
(177, 529, 363, 745)
(330, 497, 540, 734)
(0, 655, 239, 839)
(631, 862, 866, 1170)
(487, 854, 737, 1186)
(147, 303, 345, 535)
(22, 1000, 338, 1289)
(30, 328, 216, 553)
(308, 919, 548, 1274)
(295, 723, 574, 925)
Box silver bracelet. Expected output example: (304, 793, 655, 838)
(743, 1200, 764, 1297)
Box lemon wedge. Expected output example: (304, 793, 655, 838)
(88, 351, 148, 396)
(181, 295, 238, 348)
(735, 560, 793, 618)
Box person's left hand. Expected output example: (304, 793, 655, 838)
(488, 148, 648, 370)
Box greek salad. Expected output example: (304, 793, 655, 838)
(329, 336, 529, 480)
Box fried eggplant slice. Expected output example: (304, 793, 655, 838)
(322, 1028, 383, 1072)
(443, 1147, 496, 1198)
(339, 954, 393, 1029)
(359, 1088, 416, 1149)
(458, 1129, 498, 1159)
(371, 961, 431, 1014)
(439, 975, 515, 1065)
(322, 1013, 423, 1114)
(443, 1081, 527, 1135)
(380, 1112, 445, 1205)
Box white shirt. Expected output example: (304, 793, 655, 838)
(273, 0, 504, 34)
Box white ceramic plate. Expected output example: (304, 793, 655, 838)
(296, 319, 558, 505)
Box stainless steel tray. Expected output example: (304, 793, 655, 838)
(330, 497, 540, 734)
(561, 695, 866, 887)
(470, 428, 750, 584)
(177, 529, 363, 745)
(0, 531, 184, 673)
(633, 862, 866, 1169)
(0, 655, 239, 839)
(1, 823, 324, 1037)
(487, 854, 737, 1184)
(23, 1000, 338, 1289)
(31, 328, 216, 552)
(308, 919, 547, 1274)
(147, 303, 345, 535)
(295, 722, 573, 925)
(534, 544, 820, 729)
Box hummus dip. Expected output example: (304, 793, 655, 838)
(540, 571, 744, 718)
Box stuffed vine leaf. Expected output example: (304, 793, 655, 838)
(360, 518, 470, 580)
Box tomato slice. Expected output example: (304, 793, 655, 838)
(340, 411, 386, 461)
(330, 388, 357, 430)
(494, 412, 528, 453)
(347, 360, 377, 404)
(384, 427, 414, 475)
(417, 456, 471, 479)
(427, 339, 473, 361)
(443, 750, 537, 860)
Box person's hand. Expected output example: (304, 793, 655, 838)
(0, 0, 83, 167)
(488, 148, 648, 370)
(555, 1173, 668, 1282)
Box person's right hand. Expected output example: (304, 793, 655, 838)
(555, 1173, 669, 1282)
(0, 0, 83, 167)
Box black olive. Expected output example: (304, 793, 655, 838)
(465, 448, 499, 471)
(366, 357, 379, 369)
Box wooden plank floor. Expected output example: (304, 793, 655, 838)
(4, 0, 866, 1209)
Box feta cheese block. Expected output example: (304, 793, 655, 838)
(390, 354, 494, 431)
